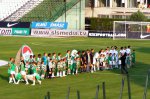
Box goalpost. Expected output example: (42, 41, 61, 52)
(113, 21, 150, 40)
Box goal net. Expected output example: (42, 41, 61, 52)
(113, 21, 150, 40)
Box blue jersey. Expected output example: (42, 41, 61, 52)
(42, 56, 47, 65)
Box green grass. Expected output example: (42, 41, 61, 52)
(0, 36, 150, 99)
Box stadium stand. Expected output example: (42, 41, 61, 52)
(0, 0, 81, 22)
(20, 0, 81, 22)
(0, 0, 44, 21)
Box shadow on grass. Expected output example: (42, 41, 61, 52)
(0, 74, 8, 82)
(136, 47, 150, 54)
(111, 61, 150, 88)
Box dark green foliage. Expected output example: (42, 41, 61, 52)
(90, 18, 125, 31)
(129, 10, 147, 21)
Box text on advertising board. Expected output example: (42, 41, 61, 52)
(88, 32, 113, 38)
(31, 22, 68, 29)
(0, 28, 12, 35)
(31, 29, 88, 37)
(12, 28, 30, 35)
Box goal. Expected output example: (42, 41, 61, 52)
(113, 21, 150, 40)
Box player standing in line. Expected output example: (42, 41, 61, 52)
(123, 46, 127, 54)
(105, 47, 110, 68)
(16, 60, 29, 85)
(57, 53, 62, 61)
(119, 47, 124, 69)
(59, 59, 64, 77)
(85, 49, 91, 72)
(28, 55, 33, 74)
(46, 53, 51, 78)
(33, 55, 36, 62)
(76, 57, 81, 74)
(52, 53, 57, 76)
(8, 58, 16, 84)
(126, 45, 132, 67)
(120, 47, 124, 55)
(114, 46, 119, 68)
(109, 46, 115, 55)
(109, 46, 115, 69)
(107, 53, 112, 69)
(105, 47, 110, 55)
(96, 52, 100, 71)
(126, 54, 131, 68)
(126, 46, 131, 54)
(28, 55, 33, 63)
(99, 54, 104, 70)
(40, 61, 46, 79)
(48, 59, 53, 78)
(65, 50, 71, 74)
(90, 49, 94, 73)
(65, 50, 71, 59)
(31, 62, 41, 85)
(52, 60, 56, 77)
(42, 53, 47, 66)
(120, 53, 128, 74)
(70, 55, 74, 75)
(62, 59, 67, 76)
(81, 51, 86, 72)
(42, 53, 48, 78)
(103, 54, 107, 69)
(47, 53, 51, 62)
(70, 50, 78, 75)
(131, 50, 136, 66)
(73, 57, 77, 75)
(37, 54, 42, 63)
(57, 60, 61, 77)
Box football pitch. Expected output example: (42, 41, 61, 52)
(0, 36, 150, 99)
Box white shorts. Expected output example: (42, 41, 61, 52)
(103, 62, 106, 67)
(119, 60, 121, 65)
(33, 73, 37, 76)
(109, 61, 112, 65)
(10, 71, 15, 74)
(21, 71, 26, 75)
(112, 61, 116, 65)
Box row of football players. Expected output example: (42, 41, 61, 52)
(25, 46, 135, 77)
(8, 46, 135, 84)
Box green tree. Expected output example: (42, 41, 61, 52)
(129, 10, 147, 21)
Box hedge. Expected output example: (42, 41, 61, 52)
(88, 17, 150, 31)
